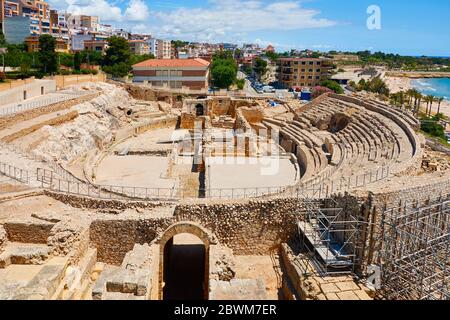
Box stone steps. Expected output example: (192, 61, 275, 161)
(0, 243, 51, 268)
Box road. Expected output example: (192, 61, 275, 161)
(237, 71, 259, 96)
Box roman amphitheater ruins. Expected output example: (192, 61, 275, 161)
(0, 79, 448, 300)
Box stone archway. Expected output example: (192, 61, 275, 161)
(157, 222, 216, 300)
(195, 103, 205, 116)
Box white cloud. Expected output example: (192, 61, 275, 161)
(48, 0, 150, 23)
(46, 0, 337, 43)
(125, 0, 150, 22)
(150, 0, 336, 41)
(64, 0, 123, 22)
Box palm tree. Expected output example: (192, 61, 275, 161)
(436, 97, 444, 116)
(406, 89, 415, 108)
(415, 92, 423, 116)
(426, 95, 435, 117)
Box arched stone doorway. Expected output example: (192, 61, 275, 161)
(195, 103, 205, 116)
(158, 222, 216, 300)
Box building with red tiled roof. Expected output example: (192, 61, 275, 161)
(132, 58, 211, 90)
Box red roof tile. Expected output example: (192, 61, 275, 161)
(133, 58, 210, 68)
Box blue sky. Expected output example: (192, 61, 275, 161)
(49, 0, 450, 56)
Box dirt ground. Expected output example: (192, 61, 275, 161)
(234, 255, 281, 300)
(0, 195, 87, 223)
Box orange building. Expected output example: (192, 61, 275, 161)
(25, 35, 69, 52)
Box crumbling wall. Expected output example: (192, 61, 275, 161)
(3, 219, 55, 244)
(0, 225, 6, 252)
(88, 198, 301, 264)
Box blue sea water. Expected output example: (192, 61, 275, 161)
(411, 78, 450, 101)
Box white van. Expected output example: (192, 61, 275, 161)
(263, 86, 275, 93)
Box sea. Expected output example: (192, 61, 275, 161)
(411, 78, 450, 101)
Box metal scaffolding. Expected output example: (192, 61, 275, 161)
(295, 194, 362, 276)
(379, 198, 450, 300)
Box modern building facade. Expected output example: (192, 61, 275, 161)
(128, 40, 149, 55)
(132, 58, 210, 90)
(148, 38, 172, 59)
(25, 34, 69, 52)
(1, 0, 68, 44)
(277, 57, 333, 89)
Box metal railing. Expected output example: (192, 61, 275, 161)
(0, 91, 88, 117)
(34, 164, 391, 201)
(0, 161, 30, 184)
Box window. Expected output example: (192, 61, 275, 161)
(309, 69, 313, 72)
(308, 76, 313, 79)
(316, 76, 320, 80)
(301, 61, 306, 65)
(301, 76, 305, 79)
(317, 61, 321, 65)
(301, 69, 306, 72)
(309, 61, 314, 65)
(317, 69, 321, 72)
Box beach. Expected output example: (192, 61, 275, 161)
(385, 76, 450, 118)
(384, 76, 413, 93)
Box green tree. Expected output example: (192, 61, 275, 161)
(80, 50, 102, 66)
(102, 62, 130, 78)
(211, 64, 236, 89)
(253, 57, 268, 80)
(436, 97, 444, 115)
(130, 53, 155, 65)
(171, 40, 189, 49)
(213, 50, 234, 60)
(265, 51, 279, 63)
(0, 32, 6, 47)
(39, 34, 58, 74)
(4, 44, 27, 68)
(58, 53, 75, 68)
(74, 52, 82, 71)
(236, 78, 245, 90)
(320, 80, 344, 94)
(103, 36, 131, 67)
(210, 52, 238, 89)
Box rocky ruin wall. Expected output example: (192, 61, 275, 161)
(89, 198, 302, 265)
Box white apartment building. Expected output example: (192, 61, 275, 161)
(148, 38, 172, 59)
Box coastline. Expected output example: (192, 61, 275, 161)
(384, 76, 450, 118)
(385, 71, 450, 79)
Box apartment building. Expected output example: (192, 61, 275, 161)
(1, 0, 68, 44)
(128, 40, 149, 55)
(148, 38, 172, 59)
(84, 39, 108, 53)
(132, 58, 210, 90)
(66, 14, 99, 31)
(277, 57, 333, 89)
(25, 34, 69, 52)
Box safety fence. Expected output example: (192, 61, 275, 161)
(0, 91, 89, 116)
(0, 161, 30, 184)
(34, 164, 391, 201)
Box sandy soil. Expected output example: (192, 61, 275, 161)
(0, 195, 86, 223)
(95, 155, 176, 189)
(234, 255, 281, 300)
(384, 76, 413, 93)
(385, 76, 450, 118)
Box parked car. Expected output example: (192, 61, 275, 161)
(263, 86, 276, 93)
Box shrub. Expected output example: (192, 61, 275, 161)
(81, 69, 91, 74)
